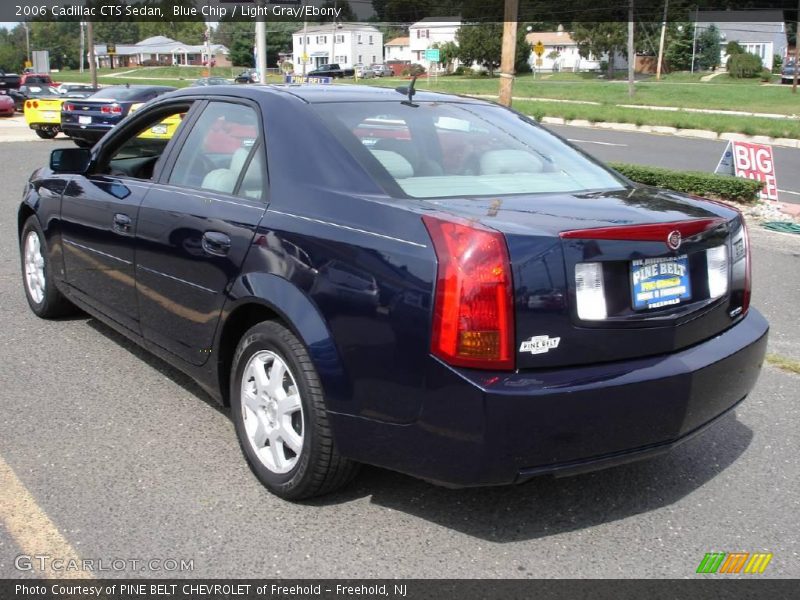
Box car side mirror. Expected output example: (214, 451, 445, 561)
(50, 148, 91, 174)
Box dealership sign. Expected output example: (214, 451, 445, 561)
(715, 141, 778, 201)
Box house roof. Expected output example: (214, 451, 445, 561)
(410, 17, 461, 28)
(525, 31, 577, 46)
(385, 37, 409, 47)
(94, 35, 228, 57)
(695, 11, 786, 44)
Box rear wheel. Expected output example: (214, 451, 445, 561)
(20, 216, 77, 318)
(35, 129, 57, 139)
(230, 320, 359, 500)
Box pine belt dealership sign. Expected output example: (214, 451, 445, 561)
(715, 140, 779, 201)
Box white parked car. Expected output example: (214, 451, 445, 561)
(354, 64, 375, 79)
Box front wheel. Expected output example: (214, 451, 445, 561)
(230, 321, 359, 500)
(20, 216, 77, 318)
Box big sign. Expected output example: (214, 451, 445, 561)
(716, 140, 778, 201)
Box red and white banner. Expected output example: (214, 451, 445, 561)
(715, 141, 778, 201)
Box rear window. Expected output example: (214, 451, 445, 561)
(89, 87, 152, 100)
(313, 101, 624, 199)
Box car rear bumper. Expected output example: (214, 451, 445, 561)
(61, 124, 112, 139)
(330, 308, 768, 487)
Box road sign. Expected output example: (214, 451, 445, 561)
(301, 53, 309, 64)
(284, 75, 332, 85)
(424, 48, 440, 62)
(535, 58, 543, 67)
(534, 41, 545, 57)
(715, 140, 778, 201)
(107, 43, 117, 55)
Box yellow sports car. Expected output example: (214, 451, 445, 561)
(24, 97, 64, 139)
(130, 103, 182, 140)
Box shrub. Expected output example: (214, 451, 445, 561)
(725, 41, 744, 56)
(609, 163, 763, 203)
(401, 63, 426, 77)
(727, 53, 763, 78)
(772, 55, 783, 74)
(760, 68, 772, 82)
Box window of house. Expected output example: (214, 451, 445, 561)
(357, 34, 362, 43)
(369, 35, 373, 45)
(358, 55, 362, 63)
(168, 102, 265, 200)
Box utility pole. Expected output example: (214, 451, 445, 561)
(656, 0, 668, 80)
(255, 19, 268, 83)
(79, 21, 85, 73)
(87, 20, 97, 88)
(498, 0, 519, 107)
(23, 22, 31, 65)
(330, 0, 338, 69)
(204, 24, 211, 77)
(690, 6, 698, 73)
(302, 20, 308, 78)
(793, 0, 799, 94)
(628, 0, 635, 97)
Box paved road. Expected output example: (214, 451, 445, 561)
(546, 124, 800, 205)
(0, 142, 798, 579)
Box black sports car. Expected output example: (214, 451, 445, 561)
(60, 85, 176, 147)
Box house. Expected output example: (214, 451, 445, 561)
(93, 36, 230, 69)
(694, 10, 788, 71)
(292, 24, 383, 70)
(384, 36, 411, 63)
(525, 27, 600, 72)
(408, 17, 461, 70)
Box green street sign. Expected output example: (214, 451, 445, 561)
(424, 48, 440, 62)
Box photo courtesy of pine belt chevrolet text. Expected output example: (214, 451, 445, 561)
(18, 83, 768, 500)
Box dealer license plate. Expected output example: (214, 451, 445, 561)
(78, 116, 92, 125)
(631, 255, 691, 310)
(42, 111, 57, 120)
(150, 124, 168, 135)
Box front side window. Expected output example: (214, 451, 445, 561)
(314, 101, 625, 199)
(168, 102, 265, 199)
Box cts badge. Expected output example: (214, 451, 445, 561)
(519, 335, 561, 355)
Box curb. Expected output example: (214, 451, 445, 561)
(539, 117, 800, 149)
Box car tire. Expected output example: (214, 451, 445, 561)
(35, 129, 57, 139)
(230, 320, 359, 500)
(20, 216, 77, 318)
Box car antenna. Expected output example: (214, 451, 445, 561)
(396, 75, 418, 107)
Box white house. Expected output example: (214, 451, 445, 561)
(292, 24, 383, 70)
(384, 36, 411, 63)
(525, 28, 600, 72)
(408, 17, 460, 70)
(695, 10, 788, 71)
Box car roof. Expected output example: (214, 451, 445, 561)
(167, 83, 486, 105)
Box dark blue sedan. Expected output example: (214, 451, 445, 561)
(18, 84, 768, 499)
(60, 84, 176, 147)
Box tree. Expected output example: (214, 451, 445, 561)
(572, 22, 627, 78)
(320, 1, 356, 23)
(455, 23, 531, 76)
(663, 23, 693, 71)
(696, 24, 721, 71)
(725, 41, 744, 56)
(229, 33, 255, 68)
(0, 25, 27, 72)
(432, 41, 458, 72)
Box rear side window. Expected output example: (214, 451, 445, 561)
(313, 101, 624, 199)
(168, 102, 266, 199)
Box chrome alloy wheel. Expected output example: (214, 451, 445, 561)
(23, 231, 46, 304)
(240, 350, 304, 474)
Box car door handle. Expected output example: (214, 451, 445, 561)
(202, 231, 231, 257)
(112, 213, 132, 234)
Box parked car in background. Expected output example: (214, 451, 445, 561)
(234, 69, 259, 84)
(0, 68, 21, 91)
(12, 84, 60, 112)
(371, 64, 390, 77)
(56, 84, 100, 98)
(61, 85, 176, 147)
(307, 63, 354, 78)
(354, 64, 374, 79)
(0, 92, 15, 116)
(19, 73, 57, 88)
(781, 60, 796, 84)
(193, 77, 231, 86)
(24, 96, 66, 138)
(18, 85, 768, 501)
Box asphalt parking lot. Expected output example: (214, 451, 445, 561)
(0, 141, 798, 579)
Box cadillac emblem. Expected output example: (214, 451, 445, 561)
(667, 230, 682, 250)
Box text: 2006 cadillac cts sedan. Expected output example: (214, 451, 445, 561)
(18, 85, 768, 499)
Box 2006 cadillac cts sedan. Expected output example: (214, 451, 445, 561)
(18, 85, 768, 499)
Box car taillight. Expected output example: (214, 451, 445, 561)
(422, 215, 515, 371)
(33, 101, 39, 108)
(706, 245, 729, 299)
(575, 262, 607, 320)
(730, 218, 751, 316)
(63, 103, 74, 112)
(102, 105, 122, 115)
(25, 101, 32, 109)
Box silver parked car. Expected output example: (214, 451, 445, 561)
(371, 64, 391, 77)
(781, 60, 796, 84)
